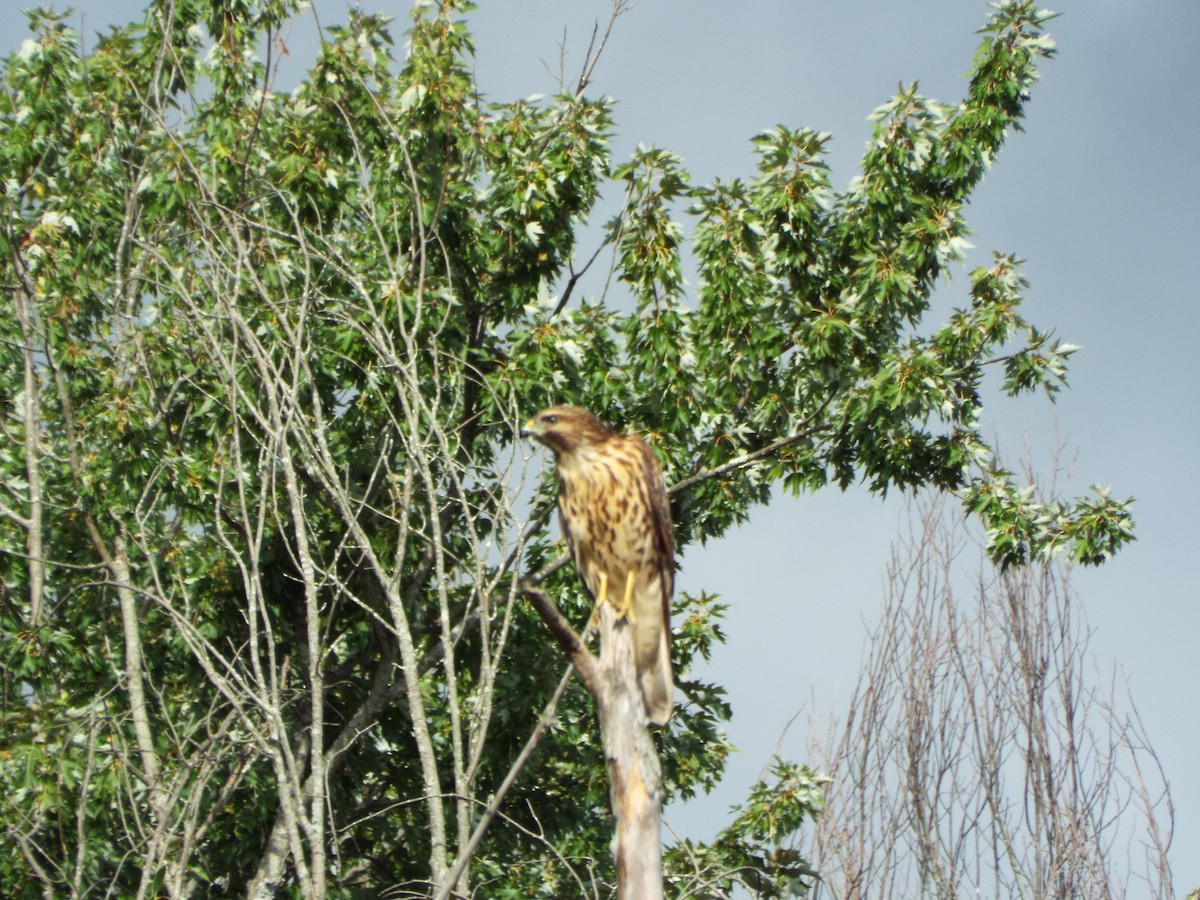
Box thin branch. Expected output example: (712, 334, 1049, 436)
(435, 660, 581, 900)
(574, 0, 635, 95)
(520, 586, 598, 695)
(552, 238, 608, 319)
(669, 421, 832, 496)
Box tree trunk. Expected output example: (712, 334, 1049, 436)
(595, 603, 664, 900)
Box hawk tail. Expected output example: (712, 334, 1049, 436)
(638, 625, 674, 727)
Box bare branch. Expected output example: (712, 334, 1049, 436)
(807, 491, 1174, 897)
(574, 0, 635, 95)
(436, 661, 580, 900)
(520, 586, 598, 694)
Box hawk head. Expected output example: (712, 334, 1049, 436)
(520, 405, 613, 457)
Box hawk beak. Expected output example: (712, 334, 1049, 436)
(519, 418, 536, 438)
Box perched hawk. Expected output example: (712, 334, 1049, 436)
(522, 405, 675, 726)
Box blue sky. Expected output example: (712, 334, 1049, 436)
(6, 0, 1196, 889)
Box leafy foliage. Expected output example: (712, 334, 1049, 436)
(0, 0, 1132, 896)
(666, 759, 826, 898)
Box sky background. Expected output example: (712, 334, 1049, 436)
(5, 0, 1197, 891)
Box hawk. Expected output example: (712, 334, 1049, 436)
(522, 405, 675, 726)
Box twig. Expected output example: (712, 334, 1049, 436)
(574, 0, 634, 95)
(520, 586, 597, 694)
(435, 660, 582, 900)
(552, 239, 608, 318)
(668, 422, 831, 496)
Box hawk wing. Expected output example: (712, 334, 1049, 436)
(628, 435, 675, 726)
(635, 435, 675, 623)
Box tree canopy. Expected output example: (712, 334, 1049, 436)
(0, 0, 1134, 896)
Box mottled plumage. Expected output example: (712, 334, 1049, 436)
(522, 405, 675, 725)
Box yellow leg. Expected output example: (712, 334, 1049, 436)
(588, 571, 636, 625)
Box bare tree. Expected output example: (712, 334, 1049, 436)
(807, 492, 1174, 899)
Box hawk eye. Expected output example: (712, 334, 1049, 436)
(544, 413, 559, 424)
